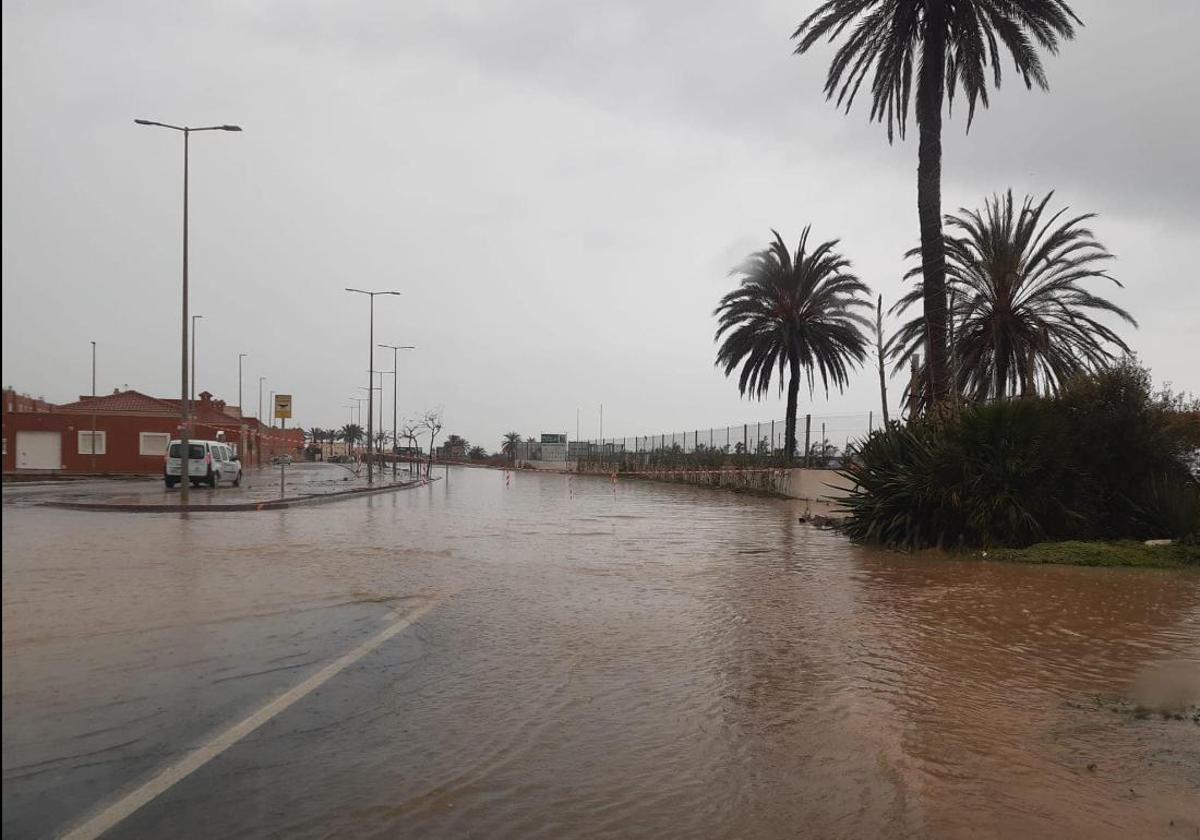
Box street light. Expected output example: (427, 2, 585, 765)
(90, 341, 97, 474)
(345, 288, 400, 483)
(238, 353, 247, 461)
(379, 344, 415, 479)
(238, 353, 247, 414)
(191, 314, 203, 401)
(258, 376, 267, 466)
(135, 117, 241, 508)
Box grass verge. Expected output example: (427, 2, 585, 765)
(983, 540, 1199, 568)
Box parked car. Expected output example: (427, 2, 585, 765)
(165, 440, 242, 488)
(270, 454, 294, 466)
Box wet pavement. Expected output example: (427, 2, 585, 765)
(3, 466, 1199, 839)
(2, 462, 421, 509)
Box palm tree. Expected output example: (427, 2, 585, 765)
(340, 423, 364, 456)
(714, 227, 872, 464)
(891, 190, 1135, 402)
(792, 0, 1080, 406)
(501, 431, 522, 463)
(306, 427, 324, 460)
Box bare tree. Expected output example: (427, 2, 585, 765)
(420, 408, 443, 478)
(400, 420, 420, 475)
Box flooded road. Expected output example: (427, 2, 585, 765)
(3, 467, 1199, 838)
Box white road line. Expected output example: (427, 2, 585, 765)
(58, 598, 442, 840)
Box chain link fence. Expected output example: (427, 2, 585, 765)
(573, 412, 879, 472)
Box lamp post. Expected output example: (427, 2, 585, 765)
(135, 117, 241, 508)
(379, 344, 415, 480)
(345, 288, 400, 483)
(358, 383, 382, 473)
(240, 355, 249, 417)
(258, 376, 267, 466)
(190, 314, 203, 401)
(90, 341, 97, 474)
(237, 353, 247, 462)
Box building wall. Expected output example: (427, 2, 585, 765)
(2, 413, 302, 475)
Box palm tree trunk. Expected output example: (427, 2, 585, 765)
(784, 355, 800, 465)
(916, 15, 951, 408)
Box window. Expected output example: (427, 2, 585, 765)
(139, 432, 170, 457)
(78, 430, 106, 455)
(169, 443, 205, 459)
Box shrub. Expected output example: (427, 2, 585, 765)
(841, 361, 1200, 548)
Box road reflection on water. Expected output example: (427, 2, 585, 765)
(3, 466, 1198, 838)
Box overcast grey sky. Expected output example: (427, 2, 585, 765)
(4, 1, 1198, 448)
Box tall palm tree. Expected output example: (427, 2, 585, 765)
(890, 190, 1136, 401)
(714, 227, 872, 464)
(501, 431, 522, 463)
(792, 0, 1080, 406)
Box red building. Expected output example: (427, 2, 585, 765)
(2, 388, 303, 475)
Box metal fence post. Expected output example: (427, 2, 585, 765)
(804, 414, 812, 467)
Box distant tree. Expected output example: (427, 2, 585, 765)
(468, 445, 487, 461)
(501, 431, 522, 463)
(421, 409, 443, 476)
(714, 227, 872, 464)
(806, 438, 840, 469)
(340, 424, 364, 455)
(792, 0, 1081, 405)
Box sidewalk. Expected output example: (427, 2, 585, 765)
(9, 462, 432, 512)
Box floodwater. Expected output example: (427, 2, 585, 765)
(3, 466, 1198, 839)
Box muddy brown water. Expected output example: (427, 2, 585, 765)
(3, 466, 1198, 838)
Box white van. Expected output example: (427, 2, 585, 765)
(164, 440, 243, 488)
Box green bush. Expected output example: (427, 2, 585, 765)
(841, 361, 1200, 548)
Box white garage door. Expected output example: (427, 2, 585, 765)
(16, 431, 62, 470)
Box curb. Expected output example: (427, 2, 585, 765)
(38, 478, 434, 513)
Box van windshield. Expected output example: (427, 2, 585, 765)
(168, 444, 205, 459)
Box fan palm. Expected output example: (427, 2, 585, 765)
(340, 423, 363, 455)
(890, 190, 1136, 401)
(714, 227, 872, 464)
(501, 431, 522, 463)
(792, 0, 1080, 406)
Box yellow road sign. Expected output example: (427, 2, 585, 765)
(274, 394, 293, 419)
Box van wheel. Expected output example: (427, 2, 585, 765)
(165, 476, 177, 488)
(232, 470, 242, 487)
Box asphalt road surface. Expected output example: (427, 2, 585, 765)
(3, 467, 1198, 839)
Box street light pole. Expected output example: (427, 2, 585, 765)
(258, 376, 266, 467)
(378, 344, 415, 480)
(90, 340, 97, 474)
(191, 314, 203, 401)
(238, 354, 246, 415)
(135, 118, 241, 508)
(238, 353, 247, 463)
(345, 288, 400, 484)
